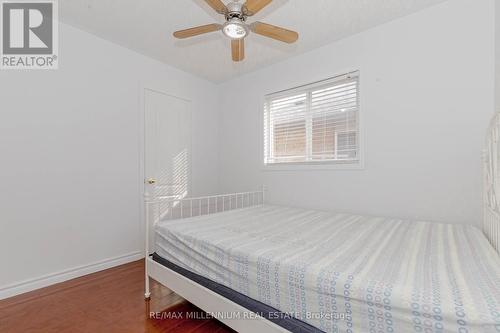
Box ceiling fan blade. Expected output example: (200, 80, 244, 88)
(173, 24, 222, 39)
(204, 0, 227, 13)
(244, 0, 272, 15)
(231, 39, 245, 62)
(250, 22, 299, 43)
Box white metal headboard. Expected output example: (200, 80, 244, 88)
(144, 189, 265, 255)
(483, 113, 500, 253)
(143, 188, 265, 299)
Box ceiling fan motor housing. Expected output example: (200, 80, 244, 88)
(225, 2, 246, 21)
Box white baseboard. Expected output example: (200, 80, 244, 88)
(0, 251, 144, 300)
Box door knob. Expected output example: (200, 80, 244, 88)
(146, 178, 156, 185)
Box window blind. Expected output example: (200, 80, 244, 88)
(264, 71, 360, 165)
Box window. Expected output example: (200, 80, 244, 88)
(264, 71, 360, 166)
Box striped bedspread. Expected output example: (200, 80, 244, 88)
(155, 205, 500, 332)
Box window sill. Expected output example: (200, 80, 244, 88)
(262, 161, 364, 171)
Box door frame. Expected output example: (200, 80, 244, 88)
(138, 82, 193, 252)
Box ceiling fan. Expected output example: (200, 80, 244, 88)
(173, 0, 299, 62)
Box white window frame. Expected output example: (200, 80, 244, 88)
(261, 71, 364, 171)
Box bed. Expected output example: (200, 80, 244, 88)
(144, 113, 500, 333)
(149, 204, 500, 332)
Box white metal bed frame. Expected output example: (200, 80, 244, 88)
(144, 113, 500, 333)
(144, 188, 289, 333)
(483, 113, 500, 253)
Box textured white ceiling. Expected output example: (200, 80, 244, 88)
(60, 0, 447, 83)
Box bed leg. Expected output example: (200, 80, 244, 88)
(144, 191, 152, 301)
(145, 264, 151, 300)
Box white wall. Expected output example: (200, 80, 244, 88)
(218, 0, 495, 225)
(0, 23, 220, 298)
(496, 0, 500, 111)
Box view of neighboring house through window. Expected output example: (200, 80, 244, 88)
(264, 71, 360, 166)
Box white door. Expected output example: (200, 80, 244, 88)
(144, 89, 191, 210)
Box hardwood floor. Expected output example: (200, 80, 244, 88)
(0, 260, 235, 333)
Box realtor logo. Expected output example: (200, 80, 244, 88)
(1, 0, 58, 69)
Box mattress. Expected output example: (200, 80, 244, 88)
(151, 253, 322, 332)
(154, 204, 500, 333)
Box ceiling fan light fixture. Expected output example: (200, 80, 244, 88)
(222, 19, 248, 39)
